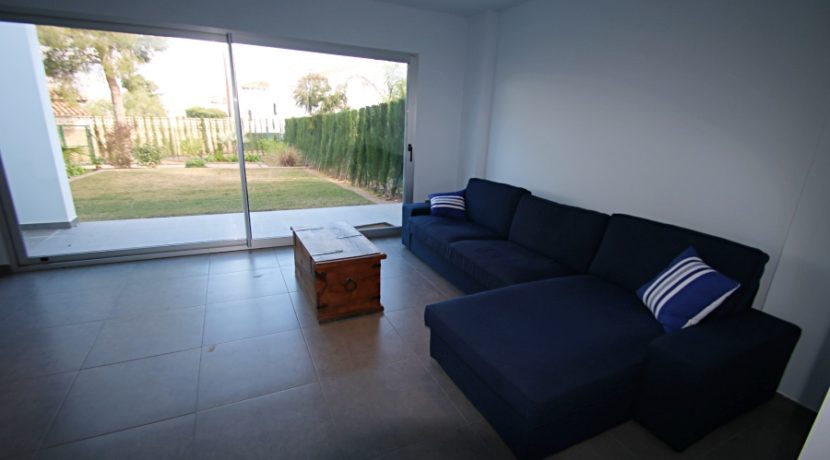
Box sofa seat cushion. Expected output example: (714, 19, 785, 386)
(448, 240, 572, 289)
(425, 275, 664, 428)
(408, 215, 500, 256)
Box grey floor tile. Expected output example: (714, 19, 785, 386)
(421, 357, 488, 426)
(321, 357, 467, 460)
(548, 428, 632, 460)
(381, 271, 447, 311)
(0, 372, 75, 458)
(0, 322, 102, 383)
(29, 263, 136, 295)
(701, 400, 815, 460)
(130, 255, 210, 280)
(208, 249, 278, 275)
(281, 266, 298, 292)
(197, 330, 316, 410)
(112, 276, 208, 317)
(203, 294, 299, 345)
(84, 307, 205, 367)
(409, 262, 465, 298)
(44, 349, 200, 446)
(35, 415, 194, 460)
(371, 422, 498, 460)
(385, 307, 431, 356)
(607, 396, 814, 460)
(275, 248, 295, 267)
(0, 286, 121, 333)
(303, 315, 415, 379)
(289, 289, 320, 329)
(606, 421, 699, 460)
(206, 268, 287, 304)
(379, 256, 416, 279)
(194, 383, 341, 460)
(469, 420, 517, 460)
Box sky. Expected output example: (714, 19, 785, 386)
(79, 34, 406, 123)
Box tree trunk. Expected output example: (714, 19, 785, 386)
(100, 49, 132, 167)
(104, 70, 127, 127)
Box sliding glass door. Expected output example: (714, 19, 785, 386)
(0, 17, 413, 266)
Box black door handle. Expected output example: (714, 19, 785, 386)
(407, 144, 413, 162)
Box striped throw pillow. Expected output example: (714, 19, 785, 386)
(429, 190, 467, 220)
(636, 246, 740, 332)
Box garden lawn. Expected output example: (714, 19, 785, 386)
(70, 167, 372, 221)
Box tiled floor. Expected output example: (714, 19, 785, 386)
(0, 237, 816, 459)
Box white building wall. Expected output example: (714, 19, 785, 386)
(0, 23, 77, 228)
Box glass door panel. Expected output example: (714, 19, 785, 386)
(230, 43, 407, 242)
(0, 21, 248, 261)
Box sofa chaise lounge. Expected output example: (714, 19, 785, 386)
(402, 178, 800, 459)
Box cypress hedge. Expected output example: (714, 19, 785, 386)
(284, 99, 405, 198)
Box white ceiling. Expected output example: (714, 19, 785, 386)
(372, 0, 528, 16)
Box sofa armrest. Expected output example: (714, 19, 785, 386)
(634, 309, 800, 451)
(402, 202, 431, 246)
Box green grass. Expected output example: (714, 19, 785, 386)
(70, 167, 371, 221)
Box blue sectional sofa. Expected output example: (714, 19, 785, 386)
(402, 178, 801, 460)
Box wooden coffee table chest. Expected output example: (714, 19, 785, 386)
(292, 221, 385, 322)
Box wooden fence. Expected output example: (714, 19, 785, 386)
(55, 116, 281, 163)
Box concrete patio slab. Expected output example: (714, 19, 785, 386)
(22, 204, 401, 258)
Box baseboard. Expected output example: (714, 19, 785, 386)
(19, 217, 78, 231)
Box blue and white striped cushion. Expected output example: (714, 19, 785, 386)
(429, 190, 467, 220)
(636, 246, 740, 332)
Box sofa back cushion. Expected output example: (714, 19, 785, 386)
(465, 178, 530, 238)
(508, 195, 609, 272)
(588, 214, 769, 316)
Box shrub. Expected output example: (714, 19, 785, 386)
(134, 144, 163, 167)
(280, 149, 300, 166)
(185, 157, 206, 168)
(257, 138, 279, 154)
(104, 124, 133, 168)
(185, 106, 227, 118)
(245, 153, 262, 163)
(180, 138, 203, 157)
(66, 163, 86, 177)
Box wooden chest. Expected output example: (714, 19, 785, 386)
(292, 222, 385, 323)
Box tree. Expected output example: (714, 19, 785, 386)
(86, 75, 166, 117)
(38, 26, 166, 165)
(123, 75, 166, 117)
(382, 64, 407, 102)
(292, 73, 348, 115)
(354, 64, 406, 103)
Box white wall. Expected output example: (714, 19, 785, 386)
(0, 23, 77, 227)
(800, 388, 830, 459)
(483, 0, 830, 409)
(456, 10, 498, 186)
(764, 115, 830, 410)
(0, 217, 8, 266)
(0, 0, 469, 201)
